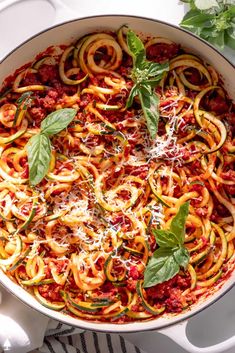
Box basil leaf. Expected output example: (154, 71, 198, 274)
(225, 21, 235, 49)
(170, 201, 190, 245)
(207, 31, 225, 49)
(225, 30, 235, 49)
(41, 108, 77, 136)
(140, 83, 152, 95)
(228, 6, 235, 17)
(180, 9, 214, 28)
(141, 79, 163, 88)
(173, 247, 190, 269)
(227, 21, 235, 38)
(26, 108, 77, 186)
(126, 84, 139, 108)
(127, 30, 146, 68)
(145, 61, 169, 78)
(200, 27, 219, 38)
(143, 248, 179, 288)
(138, 87, 159, 139)
(26, 133, 51, 186)
(152, 229, 180, 248)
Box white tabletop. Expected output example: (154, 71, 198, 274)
(0, 1, 235, 352)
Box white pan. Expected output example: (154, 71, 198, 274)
(0, 2, 235, 352)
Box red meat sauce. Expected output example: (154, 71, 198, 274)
(39, 283, 63, 302)
(1, 62, 33, 91)
(221, 169, 235, 181)
(111, 213, 133, 232)
(184, 68, 207, 86)
(125, 164, 149, 180)
(205, 95, 229, 115)
(225, 111, 235, 135)
(211, 200, 231, 220)
(54, 160, 74, 173)
(145, 274, 192, 313)
(1, 63, 77, 127)
(1, 45, 62, 90)
(146, 43, 180, 63)
(224, 184, 235, 196)
(220, 169, 235, 196)
(201, 87, 233, 115)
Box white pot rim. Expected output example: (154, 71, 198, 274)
(0, 14, 234, 69)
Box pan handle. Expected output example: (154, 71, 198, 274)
(0, 0, 76, 24)
(158, 319, 235, 353)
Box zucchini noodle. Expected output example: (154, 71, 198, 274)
(0, 27, 234, 323)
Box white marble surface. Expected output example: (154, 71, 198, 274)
(0, 1, 235, 352)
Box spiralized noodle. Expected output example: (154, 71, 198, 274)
(0, 27, 234, 323)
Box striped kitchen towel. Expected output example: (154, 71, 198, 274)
(31, 321, 145, 353)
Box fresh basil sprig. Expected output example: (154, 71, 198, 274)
(180, 0, 235, 50)
(143, 201, 190, 288)
(126, 30, 169, 139)
(26, 108, 77, 186)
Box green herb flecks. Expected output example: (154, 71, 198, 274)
(126, 30, 169, 139)
(143, 201, 190, 288)
(26, 108, 77, 186)
(180, 0, 235, 50)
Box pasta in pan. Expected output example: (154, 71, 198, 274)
(0, 26, 234, 323)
